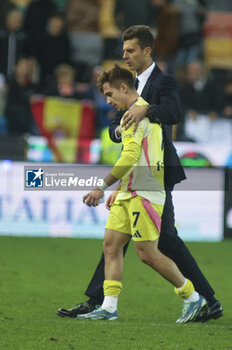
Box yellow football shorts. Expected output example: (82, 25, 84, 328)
(105, 196, 163, 241)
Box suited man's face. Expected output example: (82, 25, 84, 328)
(123, 39, 152, 75)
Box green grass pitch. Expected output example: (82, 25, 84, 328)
(0, 236, 231, 350)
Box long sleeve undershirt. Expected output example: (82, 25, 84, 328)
(111, 123, 142, 180)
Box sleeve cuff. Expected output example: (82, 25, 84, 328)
(147, 105, 161, 123)
(115, 128, 121, 140)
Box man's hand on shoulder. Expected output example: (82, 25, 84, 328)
(122, 105, 147, 132)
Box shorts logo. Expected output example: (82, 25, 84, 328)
(25, 168, 44, 188)
(133, 230, 142, 238)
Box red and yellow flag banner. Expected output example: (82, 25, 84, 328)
(31, 97, 96, 163)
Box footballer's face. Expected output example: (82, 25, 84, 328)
(123, 38, 151, 75)
(103, 82, 127, 111)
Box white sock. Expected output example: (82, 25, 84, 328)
(178, 278, 187, 290)
(177, 278, 200, 303)
(101, 296, 118, 313)
(184, 291, 200, 303)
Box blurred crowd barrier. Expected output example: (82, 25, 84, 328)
(0, 161, 226, 241)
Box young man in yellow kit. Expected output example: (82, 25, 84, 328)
(80, 64, 206, 323)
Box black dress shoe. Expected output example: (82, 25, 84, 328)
(56, 301, 97, 318)
(194, 300, 224, 322)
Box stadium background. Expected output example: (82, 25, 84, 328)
(0, 0, 232, 240)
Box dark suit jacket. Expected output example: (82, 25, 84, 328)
(109, 64, 186, 190)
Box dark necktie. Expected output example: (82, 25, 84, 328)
(134, 78, 139, 90)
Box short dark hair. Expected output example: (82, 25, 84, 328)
(122, 25, 154, 53)
(97, 64, 135, 93)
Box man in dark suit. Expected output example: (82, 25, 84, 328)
(57, 25, 223, 322)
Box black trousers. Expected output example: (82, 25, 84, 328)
(85, 191, 215, 303)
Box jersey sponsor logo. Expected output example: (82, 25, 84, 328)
(156, 161, 164, 171)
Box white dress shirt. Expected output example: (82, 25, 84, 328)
(136, 62, 155, 95)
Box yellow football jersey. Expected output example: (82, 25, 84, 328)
(111, 97, 165, 205)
